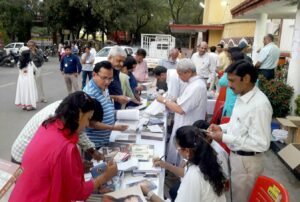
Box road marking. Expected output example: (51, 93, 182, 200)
(0, 82, 15, 88)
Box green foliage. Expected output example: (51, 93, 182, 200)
(258, 75, 294, 118)
(295, 94, 300, 116)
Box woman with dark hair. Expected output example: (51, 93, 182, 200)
(9, 91, 118, 202)
(141, 126, 226, 202)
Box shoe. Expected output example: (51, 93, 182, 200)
(26, 107, 36, 111)
(40, 99, 47, 103)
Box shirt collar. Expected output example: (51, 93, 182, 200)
(238, 85, 258, 104)
(188, 75, 200, 83)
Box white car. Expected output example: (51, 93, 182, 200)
(94, 46, 134, 65)
(4, 42, 25, 55)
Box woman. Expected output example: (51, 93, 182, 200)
(141, 126, 226, 202)
(15, 46, 38, 111)
(9, 91, 118, 202)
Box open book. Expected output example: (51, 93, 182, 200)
(115, 109, 140, 132)
(0, 159, 23, 199)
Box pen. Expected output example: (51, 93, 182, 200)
(159, 155, 166, 160)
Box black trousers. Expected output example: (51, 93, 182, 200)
(258, 69, 275, 80)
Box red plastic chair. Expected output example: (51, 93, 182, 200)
(249, 176, 289, 202)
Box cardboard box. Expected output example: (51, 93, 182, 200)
(276, 118, 298, 144)
(278, 144, 300, 180)
(0, 159, 22, 199)
(286, 116, 300, 143)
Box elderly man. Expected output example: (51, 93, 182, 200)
(159, 48, 179, 69)
(255, 34, 280, 80)
(156, 58, 207, 165)
(208, 60, 272, 202)
(84, 61, 128, 148)
(191, 42, 216, 87)
(107, 46, 130, 109)
(27, 40, 46, 102)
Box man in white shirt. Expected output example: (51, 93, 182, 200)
(191, 42, 215, 88)
(208, 46, 219, 91)
(255, 34, 280, 80)
(81, 46, 95, 89)
(208, 60, 273, 202)
(156, 58, 207, 165)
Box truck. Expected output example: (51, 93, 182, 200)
(141, 34, 176, 70)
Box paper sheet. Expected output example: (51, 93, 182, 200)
(116, 109, 139, 120)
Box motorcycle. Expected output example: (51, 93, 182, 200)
(0, 50, 15, 67)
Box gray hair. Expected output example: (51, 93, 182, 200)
(176, 58, 196, 73)
(108, 45, 127, 58)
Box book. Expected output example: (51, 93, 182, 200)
(114, 132, 137, 143)
(0, 159, 23, 199)
(126, 179, 157, 191)
(147, 125, 163, 133)
(133, 161, 161, 174)
(141, 132, 164, 141)
(116, 109, 139, 121)
(103, 186, 146, 202)
(130, 144, 155, 161)
(117, 157, 139, 171)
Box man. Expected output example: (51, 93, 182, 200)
(81, 46, 95, 89)
(158, 48, 179, 69)
(133, 48, 148, 82)
(60, 45, 82, 94)
(217, 43, 230, 71)
(156, 58, 207, 165)
(191, 42, 215, 87)
(153, 65, 168, 92)
(27, 40, 46, 103)
(84, 61, 128, 148)
(238, 41, 253, 64)
(255, 34, 280, 80)
(207, 60, 273, 202)
(107, 46, 130, 109)
(11, 99, 103, 164)
(208, 46, 219, 91)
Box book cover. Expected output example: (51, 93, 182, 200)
(0, 159, 22, 199)
(103, 186, 146, 202)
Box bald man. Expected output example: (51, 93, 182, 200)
(191, 42, 216, 87)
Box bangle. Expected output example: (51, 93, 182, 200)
(147, 191, 155, 200)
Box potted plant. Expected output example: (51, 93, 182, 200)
(258, 75, 294, 118)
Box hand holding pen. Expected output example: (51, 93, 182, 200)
(152, 155, 167, 168)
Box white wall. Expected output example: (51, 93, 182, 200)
(280, 19, 295, 52)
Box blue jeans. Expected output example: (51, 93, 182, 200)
(82, 71, 93, 89)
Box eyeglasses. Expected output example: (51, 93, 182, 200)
(97, 74, 114, 82)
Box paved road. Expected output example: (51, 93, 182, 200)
(0, 57, 70, 160)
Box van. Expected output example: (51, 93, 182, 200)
(4, 42, 25, 54)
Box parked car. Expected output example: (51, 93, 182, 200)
(4, 42, 25, 55)
(94, 46, 134, 65)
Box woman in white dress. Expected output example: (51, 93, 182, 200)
(141, 126, 227, 202)
(15, 47, 38, 111)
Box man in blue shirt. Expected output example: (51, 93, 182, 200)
(60, 45, 82, 94)
(107, 46, 130, 109)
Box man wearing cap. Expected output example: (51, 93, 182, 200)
(238, 41, 253, 64)
(255, 34, 280, 80)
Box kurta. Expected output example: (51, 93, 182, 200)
(9, 120, 94, 202)
(166, 76, 207, 164)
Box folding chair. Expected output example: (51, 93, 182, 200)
(249, 175, 289, 202)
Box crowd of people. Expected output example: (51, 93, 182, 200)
(10, 33, 280, 202)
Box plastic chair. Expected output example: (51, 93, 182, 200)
(249, 176, 289, 202)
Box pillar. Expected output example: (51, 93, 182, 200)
(252, 13, 268, 63)
(287, 2, 300, 113)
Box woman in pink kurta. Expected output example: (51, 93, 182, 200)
(9, 91, 117, 202)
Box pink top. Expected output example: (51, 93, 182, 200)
(9, 120, 94, 202)
(133, 60, 148, 82)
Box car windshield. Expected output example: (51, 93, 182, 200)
(96, 48, 110, 57)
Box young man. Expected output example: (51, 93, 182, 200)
(60, 45, 82, 94)
(153, 65, 168, 92)
(81, 46, 95, 89)
(208, 60, 273, 202)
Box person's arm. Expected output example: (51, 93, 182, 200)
(81, 54, 87, 64)
(218, 73, 228, 87)
(93, 161, 118, 190)
(156, 95, 184, 115)
(153, 158, 184, 177)
(76, 56, 82, 74)
(255, 48, 267, 69)
(60, 57, 64, 72)
(110, 95, 129, 104)
(89, 121, 128, 131)
(140, 185, 164, 202)
(254, 61, 262, 69)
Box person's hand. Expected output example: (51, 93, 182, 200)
(153, 157, 167, 168)
(83, 160, 93, 173)
(103, 161, 118, 181)
(156, 94, 164, 103)
(92, 150, 104, 161)
(136, 85, 144, 92)
(140, 183, 151, 195)
(74, 73, 78, 77)
(113, 124, 128, 131)
(208, 124, 222, 132)
(115, 96, 129, 104)
(207, 124, 223, 142)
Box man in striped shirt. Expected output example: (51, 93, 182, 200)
(84, 61, 128, 148)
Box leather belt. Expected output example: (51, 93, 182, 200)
(231, 150, 261, 156)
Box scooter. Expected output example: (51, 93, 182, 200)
(0, 50, 15, 67)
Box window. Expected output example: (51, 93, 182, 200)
(157, 44, 169, 50)
(5, 44, 14, 49)
(15, 44, 23, 48)
(126, 48, 133, 56)
(96, 48, 110, 57)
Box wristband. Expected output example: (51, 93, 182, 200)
(147, 191, 155, 199)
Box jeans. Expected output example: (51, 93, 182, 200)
(258, 69, 275, 80)
(82, 70, 93, 89)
